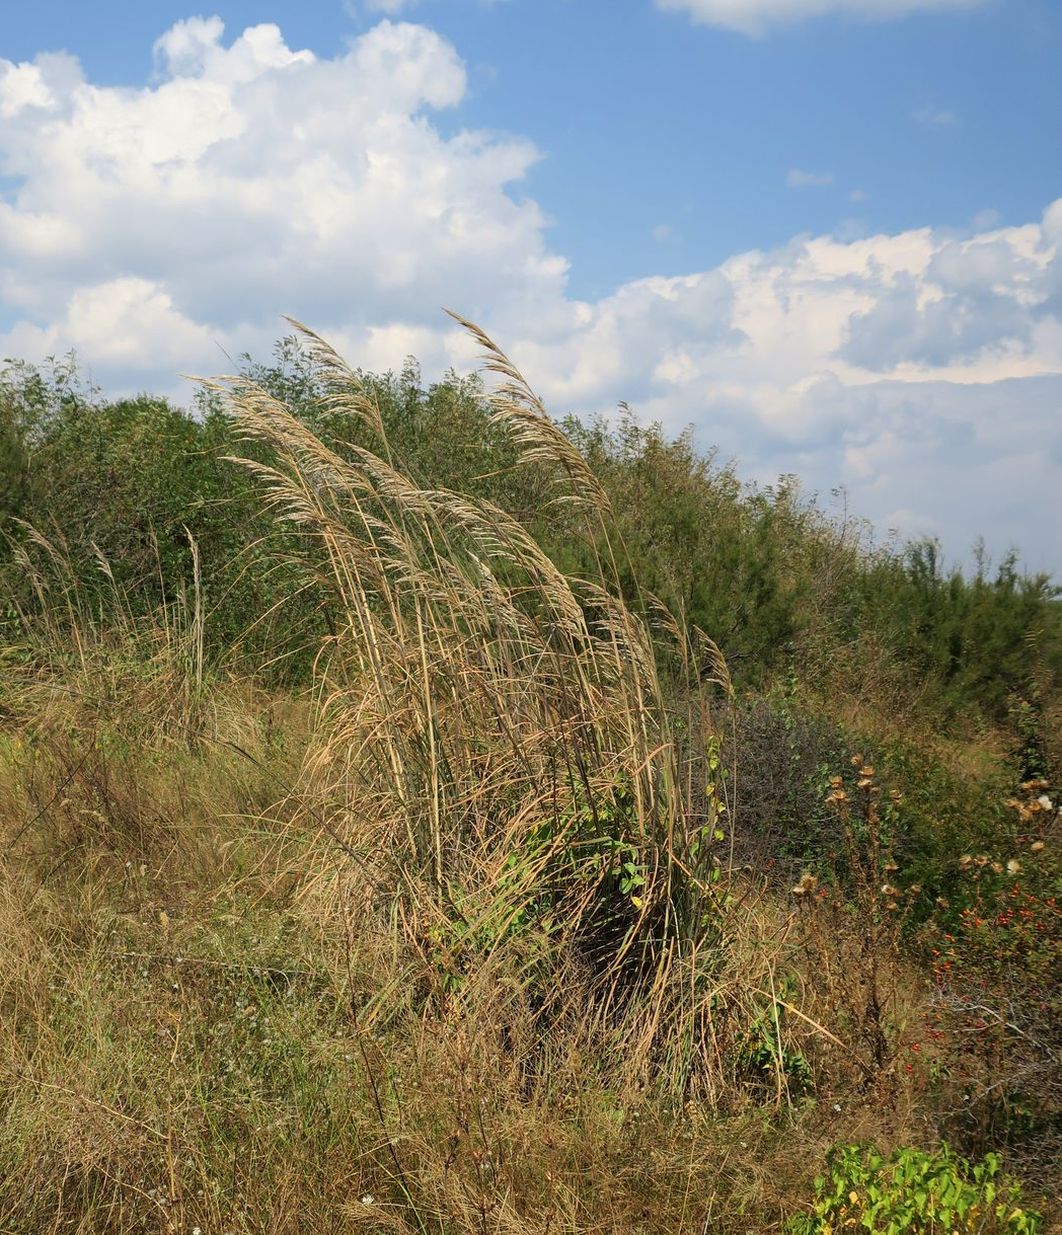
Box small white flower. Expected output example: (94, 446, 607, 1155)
(361, 1194, 376, 1206)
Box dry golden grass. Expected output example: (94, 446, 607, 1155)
(0, 706, 935, 1234)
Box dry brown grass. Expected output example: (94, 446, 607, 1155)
(0, 734, 928, 1234)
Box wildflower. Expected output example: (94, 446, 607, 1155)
(791, 872, 818, 895)
(883, 860, 899, 872)
(990, 862, 1003, 875)
(881, 884, 900, 897)
(1036, 794, 1053, 811)
(1030, 840, 1045, 853)
(908, 883, 922, 895)
(1006, 859, 1021, 875)
(361, 1195, 376, 1206)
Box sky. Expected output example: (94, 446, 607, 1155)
(1, 0, 1060, 573)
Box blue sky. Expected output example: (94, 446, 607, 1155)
(1, 0, 1060, 571)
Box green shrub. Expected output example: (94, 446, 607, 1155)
(788, 1143, 1042, 1234)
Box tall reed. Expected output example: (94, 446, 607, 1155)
(204, 316, 737, 1091)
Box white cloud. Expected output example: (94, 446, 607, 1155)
(0, 17, 549, 368)
(504, 217, 1062, 572)
(4, 278, 219, 371)
(655, 0, 984, 36)
(787, 168, 834, 188)
(0, 61, 57, 116)
(0, 16, 1060, 574)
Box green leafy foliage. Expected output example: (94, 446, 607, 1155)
(738, 973, 814, 1095)
(3, 340, 1058, 730)
(838, 538, 1060, 723)
(0, 407, 29, 529)
(789, 1143, 1042, 1234)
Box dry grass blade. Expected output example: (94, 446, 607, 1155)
(444, 309, 611, 516)
(283, 315, 388, 443)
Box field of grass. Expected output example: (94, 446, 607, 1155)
(0, 321, 1058, 1233)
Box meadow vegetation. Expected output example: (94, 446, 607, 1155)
(0, 320, 1058, 1233)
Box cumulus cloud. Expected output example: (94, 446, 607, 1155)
(3, 278, 218, 372)
(0, 16, 1060, 573)
(0, 18, 553, 365)
(509, 217, 1062, 571)
(655, 0, 984, 36)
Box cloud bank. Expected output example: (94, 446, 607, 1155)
(1, 17, 1059, 573)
